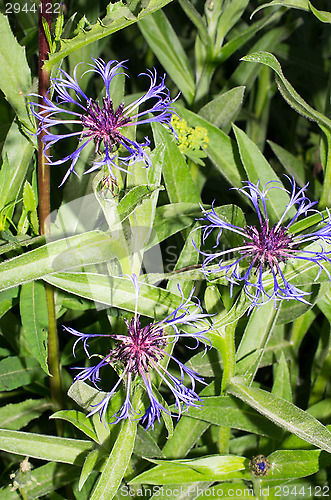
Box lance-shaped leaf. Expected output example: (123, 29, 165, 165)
(0, 399, 52, 430)
(20, 281, 50, 375)
(0, 13, 32, 128)
(260, 450, 331, 484)
(130, 454, 249, 484)
(232, 124, 294, 224)
(138, 10, 195, 104)
(44, 273, 187, 318)
(308, 1, 331, 23)
(0, 429, 93, 464)
(0, 356, 41, 391)
(228, 377, 331, 453)
(44, 0, 173, 71)
(90, 418, 137, 500)
(0, 231, 117, 292)
(241, 52, 331, 132)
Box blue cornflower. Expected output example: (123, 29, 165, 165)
(198, 177, 331, 310)
(64, 275, 211, 429)
(30, 57, 178, 185)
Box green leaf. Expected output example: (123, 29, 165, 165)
(0, 286, 18, 318)
(90, 418, 137, 500)
(216, 0, 250, 42)
(20, 281, 50, 375)
(187, 348, 223, 377)
(44, 273, 193, 319)
(0, 399, 51, 430)
(138, 10, 195, 104)
(268, 140, 322, 197)
(187, 395, 281, 438)
(213, 291, 252, 329)
(236, 301, 276, 362)
(232, 124, 294, 223)
(276, 282, 327, 325)
(147, 202, 202, 250)
(251, 0, 309, 18)
(22, 181, 39, 234)
(162, 415, 209, 459)
(0, 13, 32, 128)
(79, 448, 102, 492)
(167, 220, 200, 296)
(0, 356, 41, 391)
(149, 454, 246, 475)
(134, 426, 164, 459)
(130, 454, 248, 484)
(0, 120, 35, 212)
(309, 1, 331, 23)
(127, 149, 164, 275)
(272, 352, 292, 402)
(0, 231, 117, 292)
(50, 410, 99, 443)
(240, 52, 331, 132)
(177, 106, 244, 188)
(152, 123, 201, 204)
(199, 87, 245, 131)
(67, 380, 118, 445)
(228, 377, 331, 453)
(0, 428, 93, 464)
(44, 0, 173, 71)
(260, 450, 331, 484)
(117, 184, 163, 222)
(218, 9, 283, 64)
(178, 0, 210, 46)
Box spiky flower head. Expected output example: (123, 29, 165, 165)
(30, 57, 178, 186)
(198, 177, 331, 310)
(64, 275, 211, 429)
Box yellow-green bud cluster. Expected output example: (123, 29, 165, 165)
(171, 115, 209, 153)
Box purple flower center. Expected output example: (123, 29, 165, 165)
(242, 221, 297, 271)
(81, 97, 131, 155)
(111, 317, 167, 374)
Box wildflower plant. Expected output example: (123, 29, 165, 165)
(30, 57, 178, 185)
(64, 275, 210, 429)
(2, 0, 331, 498)
(198, 178, 331, 310)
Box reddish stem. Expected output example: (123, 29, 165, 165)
(38, 0, 51, 235)
(38, 2, 64, 429)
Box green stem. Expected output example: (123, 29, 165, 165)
(20, 489, 27, 500)
(194, 61, 217, 108)
(209, 323, 236, 453)
(318, 126, 331, 210)
(218, 426, 231, 453)
(46, 284, 64, 413)
(221, 322, 236, 395)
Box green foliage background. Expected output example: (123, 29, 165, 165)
(0, 0, 330, 498)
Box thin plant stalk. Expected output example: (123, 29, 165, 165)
(38, 0, 64, 422)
